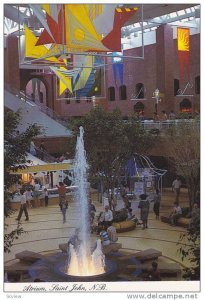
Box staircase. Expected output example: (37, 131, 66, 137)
(4, 89, 71, 138)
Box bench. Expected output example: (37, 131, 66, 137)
(5, 261, 32, 278)
(160, 215, 191, 227)
(15, 251, 45, 263)
(113, 220, 136, 233)
(59, 242, 122, 255)
(102, 243, 122, 254)
(118, 248, 162, 262)
(127, 262, 181, 276)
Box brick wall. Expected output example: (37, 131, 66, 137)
(4, 35, 20, 90)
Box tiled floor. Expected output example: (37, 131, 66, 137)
(4, 188, 192, 275)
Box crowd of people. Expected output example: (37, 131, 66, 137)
(11, 175, 200, 284)
(136, 109, 199, 122)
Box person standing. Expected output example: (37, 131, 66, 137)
(16, 189, 29, 221)
(44, 188, 49, 207)
(25, 188, 32, 208)
(39, 142, 46, 160)
(33, 180, 41, 207)
(138, 194, 150, 229)
(151, 189, 161, 219)
(172, 176, 182, 203)
(161, 110, 168, 121)
(169, 110, 176, 120)
(30, 140, 36, 156)
(60, 198, 68, 223)
(57, 182, 67, 205)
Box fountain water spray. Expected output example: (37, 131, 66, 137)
(67, 126, 105, 276)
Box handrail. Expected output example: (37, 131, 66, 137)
(140, 119, 200, 131)
(5, 85, 68, 128)
(31, 145, 57, 163)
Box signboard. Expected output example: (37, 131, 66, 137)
(134, 182, 144, 195)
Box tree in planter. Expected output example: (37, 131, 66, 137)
(70, 107, 156, 209)
(164, 120, 200, 210)
(178, 206, 200, 280)
(4, 108, 41, 253)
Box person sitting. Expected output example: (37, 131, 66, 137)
(127, 208, 142, 225)
(169, 202, 182, 225)
(107, 221, 118, 243)
(188, 202, 200, 230)
(98, 205, 113, 231)
(144, 261, 161, 281)
(99, 227, 110, 246)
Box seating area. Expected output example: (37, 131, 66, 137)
(160, 215, 191, 228)
(4, 187, 193, 283)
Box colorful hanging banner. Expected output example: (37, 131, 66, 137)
(102, 7, 138, 52)
(177, 27, 190, 83)
(112, 52, 123, 86)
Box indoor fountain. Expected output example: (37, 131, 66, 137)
(29, 127, 117, 282)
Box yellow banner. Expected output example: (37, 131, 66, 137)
(177, 27, 190, 52)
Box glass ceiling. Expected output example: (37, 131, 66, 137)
(122, 5, 200, 37)
(4, 4, 200, 39)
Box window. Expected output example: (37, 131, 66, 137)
(135, 83, 145, 99)
(174, 79, 180, 96)
(119, 85, 127, 100)
(195, 76, 200, 94)
(108, 86, 115, 101)
(134, 102, 145, 113)
(180, 98, 192, 112)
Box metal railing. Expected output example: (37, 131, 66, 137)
(31, 145, 57, 163)
(5, 85, 68, 128)
(140, 119, 200, 132)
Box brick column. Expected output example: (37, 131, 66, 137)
(156, 24, 174, 114)
(4, 35, 20, 90)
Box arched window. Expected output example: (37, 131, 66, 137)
(195, 76, 200, 94)
(135, 83, 144, 99)
(180, 98, 192, 113)
(119, 85, 127, 100)
(174, 79, 180, 96)
(134, 102, 145, 114)
(108, 86, 115, 101)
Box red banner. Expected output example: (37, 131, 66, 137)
(177, 27, 190, 83)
